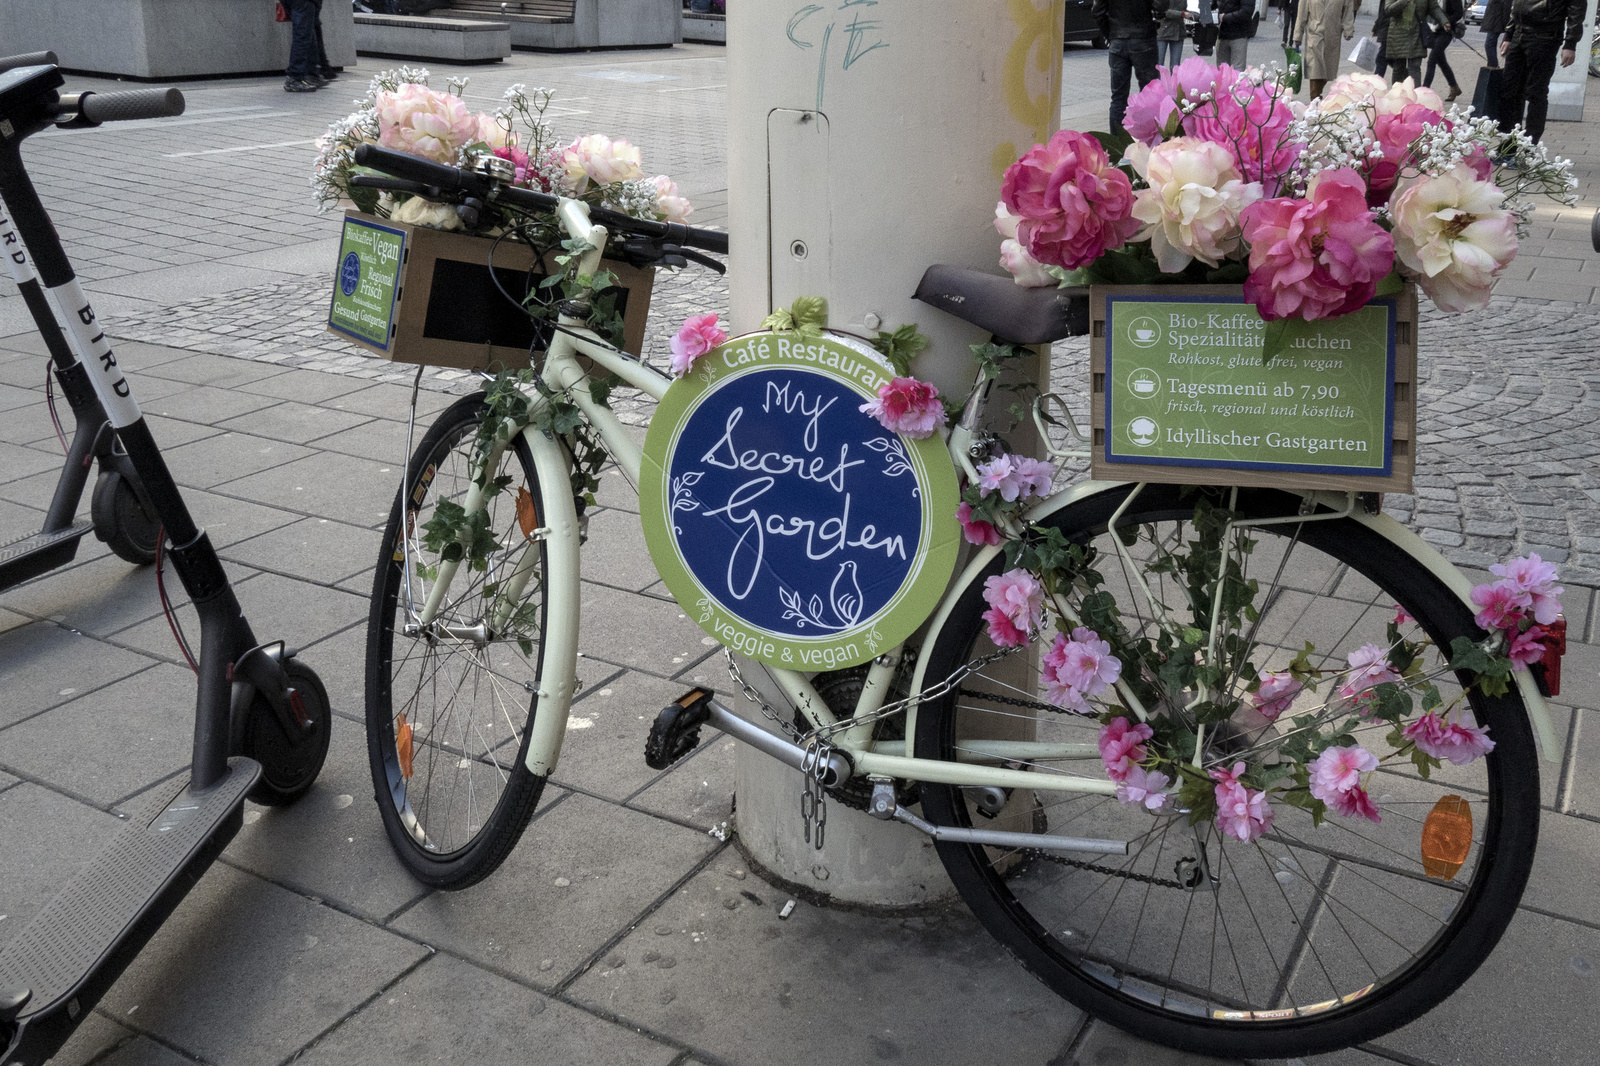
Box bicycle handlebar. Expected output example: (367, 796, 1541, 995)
(75, 87, 186, 123)
(351, 143, 729, 256)
(0, 51, 57, 74)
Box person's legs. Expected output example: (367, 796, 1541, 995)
(311, 0, 332, 78)
(1309, 77, 1327, 99)
(1216, 37, 1248, 67)
(1109, 39, 1136, 130)
(1485, 31, 1501, 68)
(285, 0, 319, 86)
(1518, 36, 1562, 141)
(1497, 36, 1532, 133)
(1131, 37, 1160, 91)
(1375, 41, 1389, 77)
(1158, 39, 1182, 67)
(1433, 40, 1459, 92)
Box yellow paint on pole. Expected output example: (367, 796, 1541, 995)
(994, 0, 1066, 180)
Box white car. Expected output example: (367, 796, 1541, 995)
(1467, 2, 1486, 24)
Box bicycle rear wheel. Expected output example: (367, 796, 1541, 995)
(915, 484, 1539, 1059)
(366, 393, 553, 890)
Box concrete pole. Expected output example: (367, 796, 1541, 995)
(724, 0, 1065, 906)
(1546, 0, 1598, 124)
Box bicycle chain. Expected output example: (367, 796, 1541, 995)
(1030, 850, 1187, 891)
(955, 687, 1099, 717)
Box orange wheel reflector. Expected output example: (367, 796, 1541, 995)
(516, 487, 539, 540)
(397, 713, 415, 779)
(1421, 794, 1472, 880)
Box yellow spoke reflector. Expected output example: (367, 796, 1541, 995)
(1421, 794, 1473, 880)
(516, 487, 539, 540)
(397, 713, 415, 779)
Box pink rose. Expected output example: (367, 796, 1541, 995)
(1211, 761, 1273, 841)
(1183, 77, 1301, 187)
(1116, 766, 1171, 812)
(1309, 744, 1381, 822)
(649, 175, 693, 222)
(558, 133, 644, 193)
(1123, 57, 1241, 145)
(1340, 643, 1400, 703)
(982, 568, 1043, 648)
(1001, 130, 1141, 270)
(1403, 709, 1495, 765)
(999, 239, 1056, 288)
(1490, 554, 1563, 625)
(1241, 168, 1395, 322)
(1389, 166, 1518, 313)
(1366, 103, 1448, 205)
(956, 502, 1004, 547)
(667, 312, 727, 377)
(1127, 137, 1261, 272)
(492, 145, 536, 188)
(1098, 718, 1154, 782)
(860, 377, 946, 439)
(1251, 670, 1302, 720)
(375, 84, 478, 164)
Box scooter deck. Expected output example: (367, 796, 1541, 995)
(0, 757, 260, 1066)
(0, 521, 93, 594)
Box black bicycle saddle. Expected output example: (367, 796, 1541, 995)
(913, 265, 1089, 345)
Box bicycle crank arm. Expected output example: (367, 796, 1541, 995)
(880, 792, 1129, 856)
(703, 699, 853, 787)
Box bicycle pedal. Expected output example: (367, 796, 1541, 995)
(644, 688, 714, 770)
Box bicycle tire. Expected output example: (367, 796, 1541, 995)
(366, 393, 552, 890)
(90, 469, 159, 565)
(914, 483, 1539, 1059)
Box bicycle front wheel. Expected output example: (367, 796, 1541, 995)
(915, 483, 1539, 1059)
(366, 393, 553, 890)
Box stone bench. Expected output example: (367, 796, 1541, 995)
(354, 13, 512, 63)
(435, 0, 679, 51)
(681, 10, 724, 44)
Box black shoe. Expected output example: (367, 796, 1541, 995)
(318, 69, 340, 81)
(284, 78, 319, 93)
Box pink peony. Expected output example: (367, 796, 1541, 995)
(474, 112, 514, 149)
(1389, 166, 1518, 313)
(667, 312, 727, 377)
(975, 454, 1053, 503)
(860, 377, 946, 439)
(1098, 718, 1154, 782)
(1000, 130, 1141, 270)
(1116, 766, 1172, 812)
(982, 569, 1043, 648)
(1376, 78, 1447, 117)
(1308, 744, 1381, 822)
(1183, 77, 1302, 187)
(1367, 103, 1449, 204)
(1251, 670, 1302, 720)
(1211, 761, 1273, 841)
(558, 133, 644, 193)
(1123, 57, 1241, 145)
(999, 239, 1056, 287)
(1490, 554, 1563, 625)
(649, 175, 693, 222)
(1240, 168, 1395, 322)
(1403, 709, 1495, 765)
(955, 502, 1004, 547)
(492, 145, 537, 188)
(1469, 579, 1526, 631)
(1127, 137, 1262, 272)
(1340, 643, 1401, 702)
(375, 84, 479, 164)
(1317, 72, 1392, 114)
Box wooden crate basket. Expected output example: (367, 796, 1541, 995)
(1088, 284, 1417, 495)
(326, 210, 653, 372)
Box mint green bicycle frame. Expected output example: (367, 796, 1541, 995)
(408, 198, 1560, 804)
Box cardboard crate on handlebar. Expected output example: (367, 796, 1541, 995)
(327, 210, 654, 372)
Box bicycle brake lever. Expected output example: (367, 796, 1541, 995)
(664, 245, 727, 275)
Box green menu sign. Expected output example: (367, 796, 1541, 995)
(328, 216, 405, 351)
(1103, 295, 1395, 476)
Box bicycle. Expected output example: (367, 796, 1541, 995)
(352, 142, 1558, 1059)
(0, 59, 333, 1066)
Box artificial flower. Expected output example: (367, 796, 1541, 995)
(1390, 165, 1518, 312)
(1240, 168, 1395, 322)
(1211, 761, 1273, 841)
(559, 133, 644, 193)
(982, 568, 1043, 648)
(860, 377, 946, 439)
(1116, 766, 1172, 812)
(1122, 57, 1240, 145)
(492, 145, 535, 187)
(999, 239, 1056, 287)
(1251, 670, 1302, 720)
(389, 195, 465, 231)
(375, 83, 478, 163)
(1403, 709, 1495, 764)
(1393, 605, 1413, 626)
(1309, 744, 1381, 822)
(975, 454, 1054, 503)
(1099, 718, 1154, 782)
(1489, 554, 1563, 625)
(1043, 627, 1123, 707)
(1509, 627, 1549, 669)
(1000, 130, 1141, 270)
(668, 312, 727, 377)
(955, 502, 1004, 547)
(1182, 77, 1301, 187)
(649, 175, 693, 222)
(1469, 579, 1526, 631)
(474, 112, 514, 148)
(1127, 137, 1261, 272)
(1340, 643, 1400, 702)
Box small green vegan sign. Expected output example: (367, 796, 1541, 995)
(1104, 295, 1395, 476)
(328, 216, 405, 350)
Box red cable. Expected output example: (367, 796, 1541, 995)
(155, 525, 199, 674)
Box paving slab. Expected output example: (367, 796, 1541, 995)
(577, 580, 722, 676)
(556, 667, 711, 802)
(390, 792, 720, 988)
(581, 505, 666, 592)
(0, 549, 176, 637)
(178, 487, 306, 548)
(0, 783, 122, 946)
(217, 398, 374, 445)
(98, 864, 430, 1066)
(304, 416, 413, 465)
(629, 733, 736, 832)
(139, 382, 284, 427)
(160, 429, 316, 492)
(1521, 809, 1600, 928)
(221, 515, 380, 586)
(0, 618, 159, 729)
(292, 952, 679, 1066)
(217, 449, 402, 529)
(566, 847, 1085, 1066)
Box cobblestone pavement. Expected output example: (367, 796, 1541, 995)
(3, 25, 1600, 1066)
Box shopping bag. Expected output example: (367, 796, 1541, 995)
(1348, 35, 1380, 71)
(1282, 45, 1303, 92)
(275, 1, 289, 21)
(1471, 65, 1502, 122)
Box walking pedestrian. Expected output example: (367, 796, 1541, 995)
(1375, 0, 1446, 84)
(1295, 0, 1357, 98)
(1423, 0, 1465, 99)
(1092, 0, 1161, 131)
(284, 0, 335, 93)
(1497, 0, 1586, 143)
(1158, 0, 1191, 68)
(1482, 0, 1510, 66)
(1281, 0, 1300, 44)
(1215, 0, 1256, 66)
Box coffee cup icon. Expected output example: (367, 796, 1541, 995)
(1126, 316, 1161, 348)
(1135, 328, 1156, 341)
(1128, 417, 1159, 447)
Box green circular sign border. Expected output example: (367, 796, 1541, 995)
(640, 330, 961, 671)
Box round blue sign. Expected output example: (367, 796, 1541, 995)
(641, 332, 960, 671)
(339, 251, 362, 297)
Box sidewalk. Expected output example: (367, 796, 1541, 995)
(1, 35, 1599, 1066)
